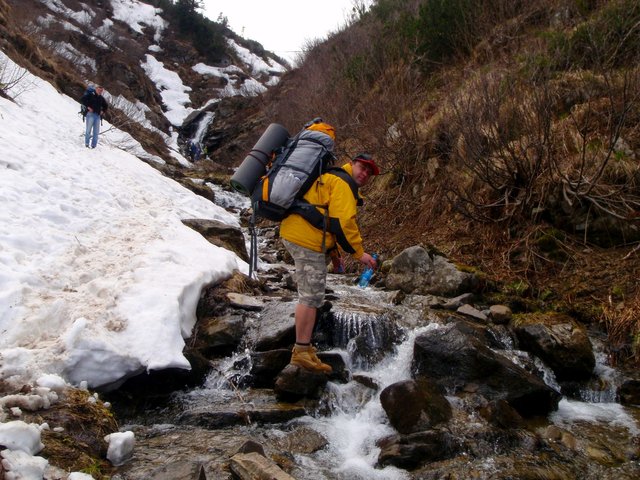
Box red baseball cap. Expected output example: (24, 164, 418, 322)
(353, 153, 380, 175)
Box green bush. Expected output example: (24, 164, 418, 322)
(414, 0, 476, 66)
(151, 0, 229, 63)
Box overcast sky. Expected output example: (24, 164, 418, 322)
(202, 0, 368, 63)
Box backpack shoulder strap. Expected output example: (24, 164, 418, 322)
(288, 167, 362, 229)
(325, 167, 362, 206)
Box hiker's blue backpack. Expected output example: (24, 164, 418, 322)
(79, 86, 95, 122)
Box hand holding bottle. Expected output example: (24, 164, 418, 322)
(359, 252, 377, 270)
(358, 253, 378, 288)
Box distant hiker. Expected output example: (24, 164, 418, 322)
(80, 85, 108, 148)
(281, 151, 380, 373)
(189, 141, 202, 162)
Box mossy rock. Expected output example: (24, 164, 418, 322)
(29, 389, 118, 478)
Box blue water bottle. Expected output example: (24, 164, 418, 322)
(358, 254, 378, 288)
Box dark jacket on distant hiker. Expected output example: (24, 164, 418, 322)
(80, 85, 108, 148)
(80, 87, 108, 116)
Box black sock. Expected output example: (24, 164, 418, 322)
(295, 342, 311, 347)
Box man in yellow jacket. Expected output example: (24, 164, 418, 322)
(280, 151, 380, 373)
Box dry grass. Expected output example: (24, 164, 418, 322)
(24, 388, 118, 478)
(603, 288, 640, 365)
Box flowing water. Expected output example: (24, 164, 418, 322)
(113, 274, 639, 479)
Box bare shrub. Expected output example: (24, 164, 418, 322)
(603, 289, 640, 365)
(444, 70, 555, 223)
(0, 53, 33, 99)
(550, 68, 640, 222)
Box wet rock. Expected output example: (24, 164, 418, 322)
(478, 399, 524, 429)
(453, 318, 510, 350)
(103, 357, 210, 409)
(619, 379, 640, 406)
(380, 379, 452, 434)
(391, 290, 406, 305)
(493, 460, 576, 480)
(586, 445, 616, 465)
(274, 365, 330, 400)
(235, 440, 266, 456)
(227, 292, 264, 311)
(271, 426, 328, 454)
(412, 321, 561, 417)
(541, 425, 579, 450)
(229, 451, 295, 480)
(114, 458, 206, 480)
(178, 391, 308, 428)
(457, 304, 488, 322)
(283, 273, 296, 290)
(385, 245, 477, 296)
(442, 293, 474, 310)
(489, 305, 513, 324)
(249, 301, 296, 352)
(248, 349, 291, 388)
(352, 374, 379, 391)
(348, 334, 388, 368)
(317, 352, 349, 383)
(377, 430, 460, 470)
(198, 314, 245, 356)
(513, 312, 595, 381)
(182, 218, 248, 262)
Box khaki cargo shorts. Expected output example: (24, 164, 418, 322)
(282, 239, 327, 308)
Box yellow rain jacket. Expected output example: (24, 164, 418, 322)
(280, 163, 365, 259)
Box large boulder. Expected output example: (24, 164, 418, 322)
(380, 379, 452, 434)
(512, 312, 595, 381)
(412, 321, 561, 417)
(385, 245, 477, 296)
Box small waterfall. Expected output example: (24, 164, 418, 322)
(291, 324, 441, 480)
(180, 349, 252, 406)
(577, 345, 622, 403)
(192, 111, 214, 146)
(326, 310, 405, 369)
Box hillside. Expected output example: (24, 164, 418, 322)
(258, 0, 640, 369)
(0, 0, 286, 164)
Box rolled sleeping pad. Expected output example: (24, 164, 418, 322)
(230, 123, 290, 196)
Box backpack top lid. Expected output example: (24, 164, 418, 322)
(86, 85, 96, 94)
(304, 117, 336, 141)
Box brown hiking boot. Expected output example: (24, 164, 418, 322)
(290, 345, 332, 374)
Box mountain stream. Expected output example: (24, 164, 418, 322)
(110, 185, 639, 480)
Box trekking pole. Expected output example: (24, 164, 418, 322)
(248, 205, 258, 279)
